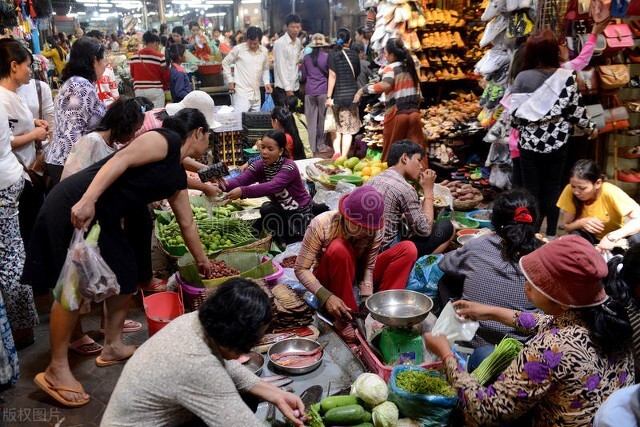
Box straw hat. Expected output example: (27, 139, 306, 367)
(308, 33, 330, 48)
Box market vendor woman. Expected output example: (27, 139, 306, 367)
(220, 130, 325, 245)
(558, 159, 640, 251)
(295, 186, 418, 341)
(23, 109, 217, 407)
(425, 235, 634, 426)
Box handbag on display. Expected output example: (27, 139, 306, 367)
(597, 63, 630, 89)
(566, 19, 589, 54)
(577, 67, 599, 94)
(577, 33, 607, 56)
(603, 24, 634, 54)
(602, 106, 630, 132)
(610, 0, 631, 16)
(590, 0, 611, 23)
(586, 104, 606, 130)
(507, 11, 534, 38)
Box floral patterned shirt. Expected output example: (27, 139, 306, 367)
(46, 76, 106, 166)
(444, 310, 634, 426)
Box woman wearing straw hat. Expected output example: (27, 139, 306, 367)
(425, 235, 634, 426)
(301, 34, 332, 155)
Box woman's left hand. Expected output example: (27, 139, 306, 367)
(269, 390, 306, 427)
(353, 89, 362, 104)
(70, 198, 96, 230)
(223, 188, 242, 201)
(423, 332, 452, 359)
(34, 119, 48, 130)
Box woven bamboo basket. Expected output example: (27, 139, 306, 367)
(158, 232, 272, 261)
(453, 194, 484, 211)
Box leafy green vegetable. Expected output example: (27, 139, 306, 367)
(471, 337, 522, 385)
(395, 370, 455, 397)
(307, 403, 325, 427)
(350, 373, 389, 406)
(371, 401, 399, 427)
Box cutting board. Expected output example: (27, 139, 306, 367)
(252, 325, 320, 354)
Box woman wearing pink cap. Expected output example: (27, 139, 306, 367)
(294, 186, 418, 341)
(425, 235, 633, 426)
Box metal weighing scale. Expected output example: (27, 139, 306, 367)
(365, 290, 435, 365)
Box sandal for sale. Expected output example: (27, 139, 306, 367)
(618, 146, 640, 159)
(69, 335, 103, 356)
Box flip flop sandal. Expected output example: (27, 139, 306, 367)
(34, 373, 89, 407)
(69, 335, 103, 356)
(100, 319, 143, 334)
(95, 346, 138, 367)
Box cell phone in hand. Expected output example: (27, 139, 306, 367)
(198, 162, 229, 183)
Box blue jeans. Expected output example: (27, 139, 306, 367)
(467, 345, 495, 373)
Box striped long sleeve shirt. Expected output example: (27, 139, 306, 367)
(364, 61, 420, 111)
(128, 47, 167, 90)
(294, 211, 382, 305)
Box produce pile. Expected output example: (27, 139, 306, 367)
(439, 180, 483, 203)
(471, 337, 522, 385)
(305, 373, 420, 427)
(156, 204, 258, 255)
(280, 256, 297, 268)
(206, 260, 240, 279)
(306, 158, 388, 186)
(395, 370, 455, 397)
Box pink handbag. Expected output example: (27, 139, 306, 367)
(604, 24, 634, 53)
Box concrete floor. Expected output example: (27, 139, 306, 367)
(1, 293, 149, 427)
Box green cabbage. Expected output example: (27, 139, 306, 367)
(350, 373, 388, 406)
(372, 401, 399, 427)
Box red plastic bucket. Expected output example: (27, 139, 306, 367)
(142, 290, 184, 337)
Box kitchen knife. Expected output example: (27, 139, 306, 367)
(299, 385, 323, 409)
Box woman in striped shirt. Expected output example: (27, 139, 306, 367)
(354, 38, 425, 162)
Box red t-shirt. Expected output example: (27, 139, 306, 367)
(285, 133, 294, 160)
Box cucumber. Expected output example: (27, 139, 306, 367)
(323, 404, 367, 425)
(362, 411, 371, 422)
(350, 423, 374, 427)
(320, 395, 360, 413)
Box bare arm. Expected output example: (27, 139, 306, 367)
(182, 156, 208, 173)
(168, 188, 209, 267)
(326, 69, 336, 106)
(11, 127, 47, 149)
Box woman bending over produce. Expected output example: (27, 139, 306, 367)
(425, 235, 634, 426)
(438, 189, 542, 348)
(220, 130, 325, 245)
(23, 109, 217, 408)
(102, 278, 305, 426)
(295, 186, 417, 342)
(557, 159, 640, 252)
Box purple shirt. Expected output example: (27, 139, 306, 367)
(301, 51, 328, 96)
(226, 158, 311, 211)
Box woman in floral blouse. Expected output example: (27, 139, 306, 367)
(425, 235, 634, 426)
(45, 37, 107, 186)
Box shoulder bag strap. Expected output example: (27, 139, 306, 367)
(35, 80, 43, 120)
(342, 50, 356, 79)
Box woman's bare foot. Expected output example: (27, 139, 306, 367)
(43, 366, 89, 404)
(99, 342, 137, 363)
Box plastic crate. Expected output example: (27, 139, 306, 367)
(242, 112, 273, 129)
(355, 329, 442, 381)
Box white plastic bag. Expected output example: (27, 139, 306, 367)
(274, 242, 303, 264)
(53, 228, 120, 311)
(324, 106, 336, 133)
(312, 180, 356, 211)
(424, 302, 479, 362)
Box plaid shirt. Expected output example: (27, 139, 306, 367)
(366, 168, 430, 250)
(294, 211, 382, 302)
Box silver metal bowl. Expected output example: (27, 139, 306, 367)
(267, 338, 323, 375)
(242, 351, 265, 376)
(457, 234, 478, 245)
(365, 290, 434, 328)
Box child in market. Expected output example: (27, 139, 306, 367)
(557, 159, 640, 252)
(284, 95, 313, 158)
(62, 96, 144, 179)
(167, 43, 192, 103)
(271, 106, 306, 160)
(294, 186, 418, 342)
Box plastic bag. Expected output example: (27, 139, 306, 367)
(274, 242, 303, 264)
(424, 302, 479, 363)
(388, 366, 457, 426)
(261, 93, 275, 112)
(406, 255, 445, 299)
(53, 228, 120, 311)
(312, 180, 356, 211)
(324, 106, 336, 133)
